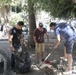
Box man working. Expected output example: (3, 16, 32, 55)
(49, 22, 76, 74)
(33, 22, 49, 63)
(8, 21, 26, 73)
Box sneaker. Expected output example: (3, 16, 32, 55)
(11, 69, 16, 75)
(60, 57, 67, 61)
(63, 70, 72, 75)
(10, 70, 16, 75)
(12, 72, 16, 75)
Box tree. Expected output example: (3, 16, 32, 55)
(27, 0, 36, 47)
(37, 0, 76, 19)
(1, 0, 76, 47)
(26, 0, 76, 47)
(0, 0, 21, 24)
(0, 0, 11, 24)
(0, 0, 36, 47)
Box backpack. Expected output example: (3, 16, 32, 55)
(70, 20, 76, 33)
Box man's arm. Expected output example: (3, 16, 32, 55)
(45, 32, 50, 47)
(33, 36, 37, 43)
(8, 35, 15, 51)
(45, 32, 49, 43)
(33, 29, 37, 43)
(9, 35, 13, 47)
(54, 34, 60, 49)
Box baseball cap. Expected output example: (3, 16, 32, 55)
(39, 22, 43, 27)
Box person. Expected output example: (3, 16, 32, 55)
(8, 21, 26, 73)
(49, 22, 76, 74)
(1, 24, 4, 31)
(33, 22, 50, 63)
(63, 20, 76, 61)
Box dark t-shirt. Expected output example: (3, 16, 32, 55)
(9, 27, 22, 46)
(33, 28, 47, 43)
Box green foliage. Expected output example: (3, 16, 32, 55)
(11, 0, 21, 6)
(0, 0, 76, 19)
(10, 13, 27, 26)
(11, 5, 21, 13)
(37, 0, 76, 19)
(0, 0, 11, 5)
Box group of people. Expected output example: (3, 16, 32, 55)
(3, 20, 75, 75)
(33, 22, 76, 75)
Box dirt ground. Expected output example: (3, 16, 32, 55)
(0, 43, 76, 75)
(16, 45, 76, 75)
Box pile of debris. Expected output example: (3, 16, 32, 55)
(35, 57, 76, 75)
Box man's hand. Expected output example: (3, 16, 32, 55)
(54, 35, 60, 49)
(24, 41, 27, 46)
(10, 46, 15, 52)
(47, 42, 50, 47)
(54, 45, 58, 49)
(36, 43, 39, 48)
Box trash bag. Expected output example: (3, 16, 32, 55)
(16, 51, 31, 73)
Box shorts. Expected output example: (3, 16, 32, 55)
(64, 38, 76, 54)
(35, 43, 45, 53)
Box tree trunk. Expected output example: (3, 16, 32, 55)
(0, 4, 10, 24)
(28, 0, 36, 47)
